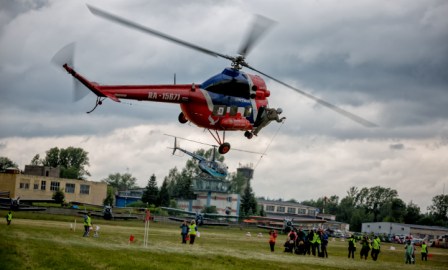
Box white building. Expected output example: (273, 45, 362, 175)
(176, 191, 240, 217)
(362, 222, 448, 239)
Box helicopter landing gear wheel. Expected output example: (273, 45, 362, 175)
(178, 112, 188, 124)
(244, 131, 253, 139)
(218, 142, 231, 154)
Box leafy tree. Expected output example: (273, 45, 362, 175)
(52, 189, 65, 205)
(229, 171, 249, 195)
(202, 205, 218, 214)
(30, 154, 42, 165)
(103, 186, 115, 206)
(158, 179, 170, 207)
(165, 167, 180, 197)
(142, 174, 159, 206)
(240, 181, 257, 217)
(382, 198, 406, 222)
(403, 202, 422, 224)
(164, 166, 195, 199)
(102, 172, 138, 191)
(324, 195, 340, 215)
(356, 186, 398, 222)
(336, 196, 356, 224)
(0, 156, 18, 170)
(428, 194, 448, 223)
(302, 195, 339, 215)
(40, 147, 90, 179)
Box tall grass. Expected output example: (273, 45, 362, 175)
(1, 211, 447, 270)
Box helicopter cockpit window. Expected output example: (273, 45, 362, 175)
(206, 80, 251, 99)
(212, 105, 226, 116)
(244, 106, 252, 117)
(202, 69, 251, 99)
(229, 106, 238, 116)
(216, 162, 228, 174)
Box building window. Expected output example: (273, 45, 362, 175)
(50, 181, 60, 191)
(277, 206, 285, 213)
(65, 183, 75, 194)
(41, 181, 46, 190)
(34, 181, 39, 190)
(266, 205, 275, 211)
(309, 210, 315, 216)
(80, 184, 90, 195)
(298, 208, 306, 214)
(227, 197, 232, 202)
(287, 207, 296, 214)
(19, 183, 30, 189)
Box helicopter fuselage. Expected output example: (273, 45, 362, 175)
(64, 64, 270, 132)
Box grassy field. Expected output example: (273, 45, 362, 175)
(1, 211, 447, 270)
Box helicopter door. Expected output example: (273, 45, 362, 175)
(253, 106, 266, 127)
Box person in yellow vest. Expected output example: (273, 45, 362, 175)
(347, 234, 356, 259)
(6, 211, 13, 225)
(371, 235, 381, 261)
(83, 212, 92, 237)
(188, 219, 198, 245)
(359, 235, 371, 260)
(421, 241, 429, 261)
(309, 229, 321, 256)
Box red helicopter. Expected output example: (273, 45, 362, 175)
(53, 5, 376, 154)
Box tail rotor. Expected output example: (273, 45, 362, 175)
(51, 42, 89, 102)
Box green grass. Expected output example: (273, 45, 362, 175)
(1, 211, 447, 270)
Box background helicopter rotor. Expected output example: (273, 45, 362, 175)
(87, 5, 376, 128)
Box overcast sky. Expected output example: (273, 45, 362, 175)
(1, 0, 447, 212)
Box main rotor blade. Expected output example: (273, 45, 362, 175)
(244, 64, 378, 127)
(238, 14, 276, 58)
(87, 5, 233, 61)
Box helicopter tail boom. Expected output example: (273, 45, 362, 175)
(63, 64, 120, 102)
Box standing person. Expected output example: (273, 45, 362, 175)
(320, 229, 329, 258)
(296, 227, 306, 255)
(359, 236, 371, 260)
(371, 235, 381, 261)
(83, 212, 91, 237)
(180, 220, 189, 244)
(311, 229, 321, 256)
(188, 220, 198, 245)
(404, 240, 414, 264)
(347, 234, 356, 259)
(284, 229, 297, 253)
(268, 229, 278, 252)
(6, 210, 12, 225)
(421, 241, 429, 261)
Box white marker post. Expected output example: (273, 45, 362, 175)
(143, 209, 151, 247)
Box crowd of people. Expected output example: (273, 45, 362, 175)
(269, 227, 330, 257)
(266, 227, 431, 265)
(179, 219, 198, 245)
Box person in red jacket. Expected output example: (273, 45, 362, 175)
(269, 230, 278, 252)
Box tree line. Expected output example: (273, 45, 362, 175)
(284, 186, 448, 231)
(1, 146, 446, 229)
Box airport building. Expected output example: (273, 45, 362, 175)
(0, 166, 107, 206)
(258, 199, 350, 231)
(176, 192, 240, 217)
